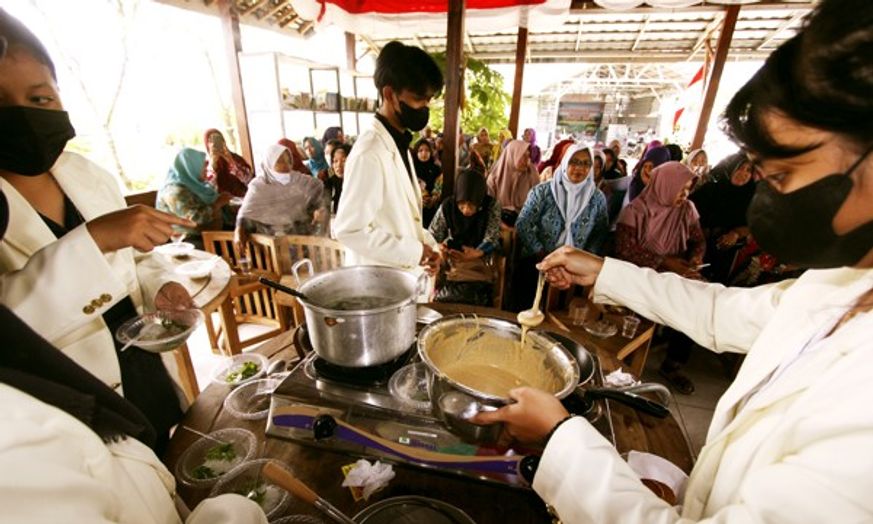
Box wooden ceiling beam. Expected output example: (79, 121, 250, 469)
(630, 16, 649, 52)
(756, 10, 804, 51)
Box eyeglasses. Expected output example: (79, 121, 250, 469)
(568, 159, 593, 169)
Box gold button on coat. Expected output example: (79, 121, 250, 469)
(100, 293, 112, 303)
(83, 305, 95, 314)
(90, 299, 102, 308)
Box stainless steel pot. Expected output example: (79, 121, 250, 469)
(418, 316, 581, 443)
(288, 259, 426, 367)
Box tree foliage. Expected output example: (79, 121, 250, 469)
(428, 53, 511, 137)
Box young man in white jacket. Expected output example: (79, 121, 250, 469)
(333, 41, 444, 274)
(475, 1, 873, 522)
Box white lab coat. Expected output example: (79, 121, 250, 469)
(333, 118, 437, 270)
(0, 383, 267, 524)
(534, 257, 873, 523)
(0, 152, 177, 397)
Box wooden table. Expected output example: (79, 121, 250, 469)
(140, 249, 232, 401)
(164, 304, 693, 523)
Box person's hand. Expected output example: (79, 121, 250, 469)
(660, 257, 702, 279)
(312, 208, 328, 224)
(536, 246, 605, 287)
(86, 205, 196, 253)
(154, 282, 195, 311)
(214, 192, 233, 209)
(460, 246, 484, 261)
(420, 243, 441, 276)
(470, 387, 570, 444)
(716, 230, 740, 250)
(233, 225, 249, 254)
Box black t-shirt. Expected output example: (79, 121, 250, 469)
(374, 113, 414, 181)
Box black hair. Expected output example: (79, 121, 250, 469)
(723, 0, 873, 158)
(374, 41, 444, 98)
(414, 138, 434, 153)
(0, 8, 56, 80)
(603, 148, 616, 161)
(330, 143, 351, 163)
(666, 144, 684, 162)
(325, 138, 343, 150)
(321, 126, 343, 145)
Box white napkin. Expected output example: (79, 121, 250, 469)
(626, 450, 689, 505)
(341, 459, 395, 500)
(604, 367, 639, 387)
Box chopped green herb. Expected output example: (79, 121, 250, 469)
(204, 442, 237, 462)
(192, 465, 217, 480)
(237, 481, 267, 505)
(225, 361, 260, 383)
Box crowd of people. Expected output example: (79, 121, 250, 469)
(2, 0, 873, 522)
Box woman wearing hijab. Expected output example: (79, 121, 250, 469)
(413, 138, 443, 227)
(428, 167, 502, 306)
(537, 138, 574, 179)
(627, 145, 671, 202)
(616, 161, 705, 393)
(523, 128, 542, 165)
(684, 148, 709, 179)
(233, 144, 325, 248)
(302, 136, 330, 181)
(156, 148, 232, 248)
(204, 129, 253, 198)
(494, 129, 513, 163)
(472, 128, 494, 169)
(690, 152, 756, 283)
(326, 143, 351, 214)
(321, 126, 345, 146)
(487, 139, 540, 227)
(0, 9, 200, 455)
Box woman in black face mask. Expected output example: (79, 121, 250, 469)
(469, 1, 873, 522)
(0, 9, 197, 452)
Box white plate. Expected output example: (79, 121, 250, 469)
(155, 242, 195, 256)
(175, 259, 216, 279)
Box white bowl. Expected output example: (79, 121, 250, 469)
(211, 353, 269, 388)
(175, 259, 217, 279)
(155, 242, 195, 257)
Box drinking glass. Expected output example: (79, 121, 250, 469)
(622, 315, 641, 338)
(570, 302, 588, 326)
(237, 256, 252, 275)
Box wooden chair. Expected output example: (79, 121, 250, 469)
(272, 235, 345, 327)
(201, 231, 288, 355)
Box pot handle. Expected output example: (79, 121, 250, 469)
(291, 258, 314, 286)
(584, 388, 670, 418)
(616, 382, 672, 406)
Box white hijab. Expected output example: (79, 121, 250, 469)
(549, 144, 597, 247)
(238, 144, 323, 226)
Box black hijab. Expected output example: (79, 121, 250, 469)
(690, 152, 756, 230)
(413, 139, 442, 191)
(0, 190, 156, 449)
(442, 167, 493, 248)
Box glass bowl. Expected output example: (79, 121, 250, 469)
(115, 309, 204, 353)
(388, 363, 431, 413)
(211, 353, 269, 388)
(155, 241, 195, 257)
(175, 428, 258, 488)
(583, 319, 618, 338)
(209, 459, 291, 520)
(223, 377, 281, 420)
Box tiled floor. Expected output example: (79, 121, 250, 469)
(640, 342, 734, 456)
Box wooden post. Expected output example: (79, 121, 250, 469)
(441, 0, 466, 198)
(508, 26, 529, 138)
(218, 0, 254, 167)
(345, 32, 357, 72)
(691, 5, 740, 150)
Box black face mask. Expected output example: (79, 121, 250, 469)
(0, 106, 76, 176)
(396, 100, 429, 132)
(747, 146, 873, 269)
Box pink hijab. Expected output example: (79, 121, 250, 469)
(617, 161, 699, 257)
(486, 139, 539, 212)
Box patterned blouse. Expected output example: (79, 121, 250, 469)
(614, 223, 706, 270)
(156, 184, 215, 237)
(428, 198, 502, 255)
(515, 182, 609, 258)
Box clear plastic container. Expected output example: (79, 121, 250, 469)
(211, 353, 269, 388)
(175, 428, 258, 488)
(209, 459, 291, 520)
(115, 309, 203, 353)
(388, 362, 431, 413)
(223, 377, 281, 420)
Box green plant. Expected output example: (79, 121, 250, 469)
(428, 53, 511, 137)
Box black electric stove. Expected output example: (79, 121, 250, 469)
(267, 325, 615, 489)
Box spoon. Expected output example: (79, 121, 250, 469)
(517, 271, 546, 329)
(119, 331, 143, 353)
(261, 462, 355, 524)
(257, 276, 312, 303)
(180, 425, 227, 445)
